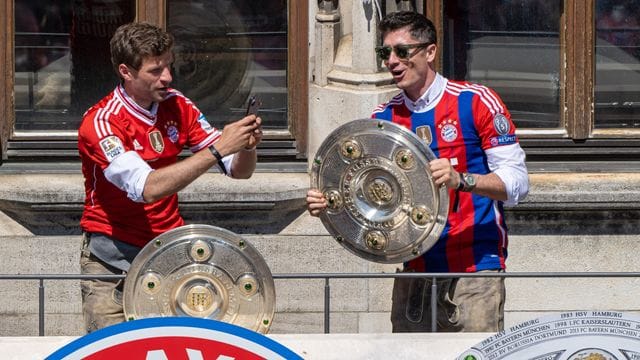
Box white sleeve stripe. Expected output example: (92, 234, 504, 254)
(93, 98, 120, 138)
(446, 82, 503, 115)
(190, 132, 222, 153)
(470, 84, 504, 114)
(467, 84, 503, 114)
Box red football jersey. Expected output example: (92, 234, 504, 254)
(78, 85, 221, 247)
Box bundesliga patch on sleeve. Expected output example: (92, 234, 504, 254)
(99, 136, 125, 162)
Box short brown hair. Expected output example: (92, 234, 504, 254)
(378, 11, 437, 45)
(110, 22, 174, 76)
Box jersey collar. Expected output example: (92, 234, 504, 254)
(402, 73, 446, 113)
(115, 84, 159, 126)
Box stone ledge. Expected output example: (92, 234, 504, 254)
(0, 172, 638, 235)
(0, 172, 309, 204)
(520, 173, 640, 209)
(0, 173, 309, 235)
(0, 172, 636, 206)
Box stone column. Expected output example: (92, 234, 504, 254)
(314, 0, 341, 86)
(351, 0, 379, 72)
(309, 0, 397, 165)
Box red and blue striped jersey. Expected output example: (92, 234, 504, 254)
(372, 76, 521, 272)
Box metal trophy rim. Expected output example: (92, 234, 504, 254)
(123, 224, 276, 333)
(311, 118, 449, 264)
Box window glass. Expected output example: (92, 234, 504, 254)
(595, 0, 640, 128)
(166, 0, 288, 130)
(443, 1, 562, 129)
(14, 0, 135, 131)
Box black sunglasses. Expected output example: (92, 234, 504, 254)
(375, 42, 432, 61)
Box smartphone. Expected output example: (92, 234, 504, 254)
(245, 95, 261, 116)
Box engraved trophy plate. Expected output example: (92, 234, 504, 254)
(311, 119, 448, 263)
(457, 311, 640, 359)
(123, 224, 275, 334)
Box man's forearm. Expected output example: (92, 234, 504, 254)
(142, 149, 215, 203)
(230, 148, 257, 179)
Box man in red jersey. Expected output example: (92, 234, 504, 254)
(307, 11, 529, 332)
(77, 22, 262, 332)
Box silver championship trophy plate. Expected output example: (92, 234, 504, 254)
(123, 224, 276, 333)
(311, 118, 448, 263)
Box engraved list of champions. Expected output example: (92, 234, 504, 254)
(458, 311, 640, 360)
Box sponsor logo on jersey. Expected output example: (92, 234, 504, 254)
(490, 134, 517, 146)
(493, 113, 510, 135)
(149, 130, 164, 153)
(416, 125, 432, 145)
(439, 119, 459, 143)
(46, 317, 303, 360)
(133, 139, 143, 151)
(99, 136, 125, 162)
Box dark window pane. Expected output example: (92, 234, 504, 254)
(14, 0, 135, 131)
(167, 0, 288, 130)
(595, 0, 640, 128)
(443, 1, 562, 129)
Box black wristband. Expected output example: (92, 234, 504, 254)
(209, 145, 228, 175)
(457, 172, 465, 191)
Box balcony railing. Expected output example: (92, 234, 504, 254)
(1, 271, 640, 336)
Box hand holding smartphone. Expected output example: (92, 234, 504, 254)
(244, 95, 262, 151)
(245, 95, 261, 116)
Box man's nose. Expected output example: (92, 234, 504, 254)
(386, 49, 401, 64)
(160, 67, 172, 83)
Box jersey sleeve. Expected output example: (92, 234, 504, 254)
(78, 108, 133, 170)
(181, 99, 222, 153)
(179, 96, 235, 176)
(78, 108, 152, 202)
(471, 86, 529, 205)
(471, 85, 519, 151)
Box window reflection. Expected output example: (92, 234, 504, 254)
(14, 0, 134, 131)
(167, 0, 288, 130)
(443, 1, 562, 129)
(595, 0, 640, 128)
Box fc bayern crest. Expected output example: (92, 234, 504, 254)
(440, 124, 458, 143)
(46, 317, 303, 360)
(166, 121, 179, 143)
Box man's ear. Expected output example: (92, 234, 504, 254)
(118, 64, 134, 81)
(425, 43, 437, 63)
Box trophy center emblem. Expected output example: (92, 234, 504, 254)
(367, 178, 394, 205)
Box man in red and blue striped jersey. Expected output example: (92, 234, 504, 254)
(307, 11, 529, 333)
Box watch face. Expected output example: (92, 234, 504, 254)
(464, 173, 476, 186)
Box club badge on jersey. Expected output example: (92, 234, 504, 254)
(149, 130, 165, 153)
(165, 120, 179, 143)
(439, 118, 459, 143)
(416, 125, 432, 146)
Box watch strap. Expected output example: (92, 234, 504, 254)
(457, 172, 465, 191)
(461, 172, 475, 192)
